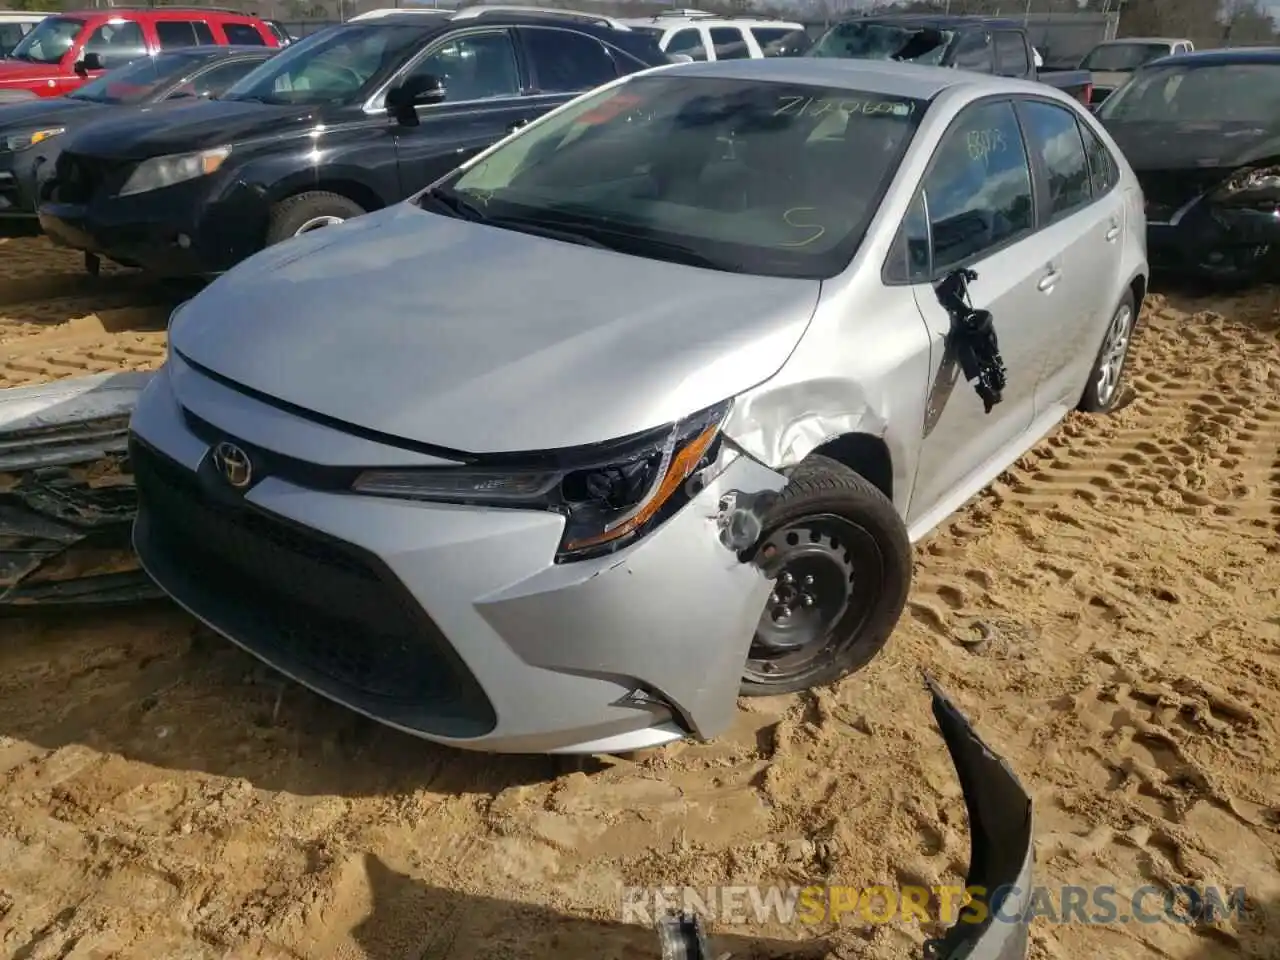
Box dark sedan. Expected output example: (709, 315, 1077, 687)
(1097, 46, 1280, 283)
(0, 46, 274, 220)
(36, 10, 669, 279)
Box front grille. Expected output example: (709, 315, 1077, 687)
(130, 436, 497, 736)
(50, 152, 134, 204)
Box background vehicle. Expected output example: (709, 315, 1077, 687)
(0, 46, 275, 221)
(808, 15, 1095, 105)
(1080, 36, 1193, 104)
(0, 12, 53, 60)
(37, 9, 669, 278)
(622, 11, 810, 61)
(0, 7, 280, 101)
(1096, 46, 1280, 285)
(121, 59, 1145, 756)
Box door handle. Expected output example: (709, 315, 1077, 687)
(506, 118, 531, 134)
(1105, 222, 1121, 242)
(1037, 269, 1061, 292)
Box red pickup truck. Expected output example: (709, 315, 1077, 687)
(0, 8, 280, 101)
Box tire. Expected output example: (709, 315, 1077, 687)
(1078, 289, 1137, 414)
(740, 454, 912, 697)
(265, 191, 366, 246)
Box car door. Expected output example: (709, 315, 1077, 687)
(388, 28, 535, 197)
(895, 98, 1050, 528)
(1014, 96, 1125, 413)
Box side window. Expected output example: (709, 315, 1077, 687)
(1079, 119, 1119, 197)
(885, 190, 932, 284)
(709, 27, 750, 60)
(83, 21, 148, 70)
(0, 24, 25, 55)
(175, 58, 264, 99)
(522, 28, 616, 93)
(750, 27, 800, 57)
(1019, 100, 1093, 220)
(665, 27, 707, 61)
(923, 100, 1034, 270)
(994, 31, 1029, 77)
(223, 23, 267, 46)
(407, 32, 520, 102)
(155, 21, 199, 50)
(193, 22, 215, 45)
(952, 31, 994, 72)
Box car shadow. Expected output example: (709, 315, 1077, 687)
(347, 852, 832, 960)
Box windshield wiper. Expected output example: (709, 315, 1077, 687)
(420, 186, 490, 222)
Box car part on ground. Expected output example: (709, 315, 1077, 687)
(657, 679, 1034, 960)
(1097, 47, 1280, 285)
(34, 10, 670, 279)
(0, 8, 280, 101)
(118, 58, 1145, 752)
(0, 46, 277, 220)
(0, 371, 161, 609)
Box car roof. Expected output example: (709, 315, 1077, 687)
(61, 7, 263, 18)
(334, 9, 636, 36)
(657, 56, 1012, 100)
(834, 14, 1027, 30)
(1151, 45, 1280, 66)
(1093, 37, 1187, 45)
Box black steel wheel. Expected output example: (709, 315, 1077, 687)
(741, 454, 911, 696)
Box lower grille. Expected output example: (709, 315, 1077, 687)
(130, 436, 496, 736)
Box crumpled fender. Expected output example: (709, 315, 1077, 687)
(0, 371, 163, 607)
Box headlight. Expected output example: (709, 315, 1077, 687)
(118, 145, 231, 197)
(3, 127, 65, 152)
(1209, 165, 1280, 203)
(352, 400, 733, 562)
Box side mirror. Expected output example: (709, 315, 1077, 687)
(386, 73, 445, 126)
(75, 51, 104, 75)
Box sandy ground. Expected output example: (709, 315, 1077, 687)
(0, 232, 1278, 960)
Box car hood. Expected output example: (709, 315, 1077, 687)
(60, 98, 315, 160)
(169, 204, 822, 455)
(0, 59, 59, 85)
(1104, 119, 1280, 171)
(0, 95, 104, 129)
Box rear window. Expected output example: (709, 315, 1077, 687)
(751, 27, 809, 57)
(224, 22, 267, 46)
(1081, 42, 1174, 72)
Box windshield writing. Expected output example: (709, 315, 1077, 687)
(808, 23, 953, 66)
(9, 16, 83, 65)
(432, 76, 925, 279)
(1099, 63, 1280, 124)
(68, 52, 196, 104)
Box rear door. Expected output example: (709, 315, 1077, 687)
(154, 19, 216, 50)
(893, 98, 1051, 527)
(389, 27, 536, 197)
(1014, 96, 1124, 413)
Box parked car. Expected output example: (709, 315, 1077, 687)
(808, 14, 1095, 105)
(1080, 36, 1193, 104)
(36, 9, 670, 278)
(123, 58, 1145, 761)
(622, 11, 811, 60)
(0, 46, 276, 223)
(1096, 46, 1280, 284)
(0, 12, 54, 60)
(0, 7, 281, 101)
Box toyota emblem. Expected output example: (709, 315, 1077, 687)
(211, 441, 253, 489)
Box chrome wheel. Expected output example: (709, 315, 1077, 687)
(1095, 302, 1133, 407)
(293, 215, 345, 236)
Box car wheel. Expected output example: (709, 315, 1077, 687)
(740, 454, 912, 697)
(266, 191, 366, 245)
(1078, 290, 1137, 414)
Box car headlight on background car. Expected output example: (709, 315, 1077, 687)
(118, 145, 231, 197)
(2, 127, 65, 152)
(1209, 165, 1280, 204)
(352, 400, 733, 562)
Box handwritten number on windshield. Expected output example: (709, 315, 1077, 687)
(774, 96, 915, 118)
(779, 207, 825, 247)
(966, 128, 1006, 162)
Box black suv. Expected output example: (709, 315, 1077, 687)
(38, 10, 669, 278)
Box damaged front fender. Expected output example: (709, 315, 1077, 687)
(656, 677, 1034, 960)
(0, 371, 163, 608)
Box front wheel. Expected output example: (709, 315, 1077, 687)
(740, 454, 912, 697)
(266, 191, 366, 246)
(1078, 290, 1136, 414)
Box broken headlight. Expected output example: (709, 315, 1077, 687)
(351, 400, 732, 562)
(1209, 165, 1280, 203)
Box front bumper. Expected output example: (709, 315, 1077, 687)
(129, 355, 787, 754)
(37, 173, 270, 277)
(1146, 197, 1280, 279)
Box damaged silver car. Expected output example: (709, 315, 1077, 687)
(126, 58, 1147, 755)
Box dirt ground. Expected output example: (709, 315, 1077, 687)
(1, 232, 1278, 960)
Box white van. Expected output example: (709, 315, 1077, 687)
(622, 12, 810, 61)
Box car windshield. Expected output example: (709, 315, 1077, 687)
(1099, 62, 1280, 124)
(808, 22, 954, 66)
(426, 75, 925, 279)
(1081, 42, 1172, 72)
(8, 16, 83, 65)
(221, 23, 424, 105)
(67, 52, 199, 104)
